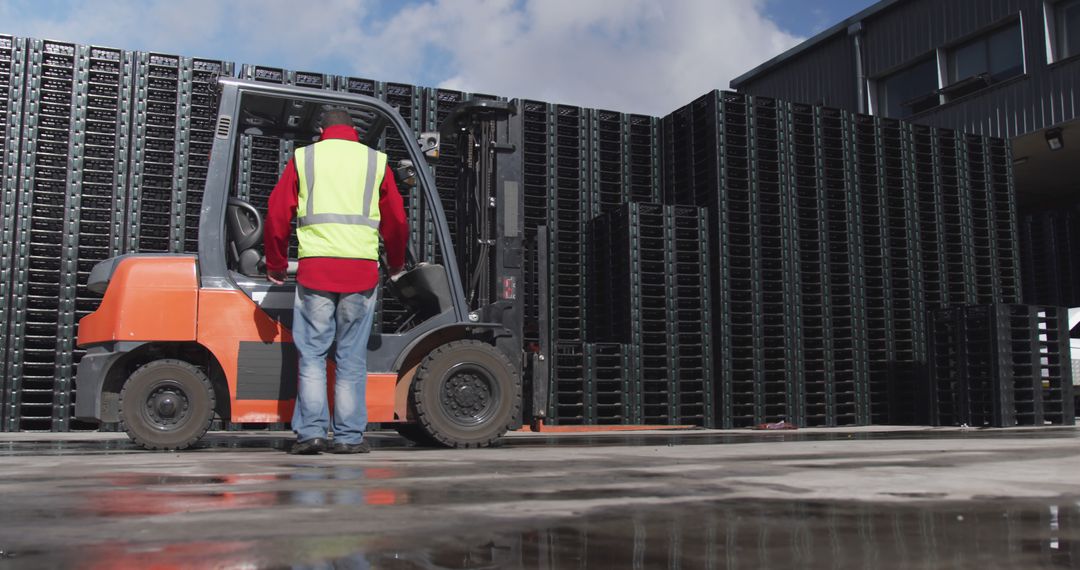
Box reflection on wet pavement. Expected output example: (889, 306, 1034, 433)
(3, 428, 1080, 568)
(365, 499, 1080, 569)
(5, 498, 1080, 569)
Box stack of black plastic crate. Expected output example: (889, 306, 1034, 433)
(546, 104, 590, 423)
(784, 102, 868, 426)
(751, 96, 804, 428)
(0, 35, 26, 428)
(517, 101, 668, 425)
(584, 205, 655, 425)
(519, 100, 549, 347)
(1019, 209, 1080, 307)
(127, 52, 192, 254)
(4, 40, 130, 431)
(68, 46, 135, 430)
(581, 109, 634, 425)
(851, 111, 894, 425)
(587, 109, 662, 212)
(880, 116, 924, 424)
(662, 91, 789, 428)
(965, 135, 1004, 304)
(660, 89, 1032, 428)
(667, 205, 713, 426)
(928, 304, 1075, 426)
(586, 203, 712, 426)
(910, 124, 947, 314)
(5, 40, 63, 429)
(625, 114, 662, 204)
(183, 58, 234, 253)
(936, 128, 975, 308)
(824, 107, 870, 426)
(587, 109, 627, 216)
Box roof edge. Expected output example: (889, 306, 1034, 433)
(730, 0, 902, 89)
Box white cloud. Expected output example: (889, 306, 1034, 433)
(345, 0, 804, 115)
(1, 0, 802, 116)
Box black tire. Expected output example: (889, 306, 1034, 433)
(119, 359, 216, 451)
(412, 340, 520, 448)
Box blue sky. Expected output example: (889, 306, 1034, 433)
(0, 0, 880, 114)
(765, 0, 879, 36)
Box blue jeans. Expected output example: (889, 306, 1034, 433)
(291, 284, 377, 444)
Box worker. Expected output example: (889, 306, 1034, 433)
(264, 108, 408, 455)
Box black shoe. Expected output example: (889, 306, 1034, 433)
(288, 438, 326, 455)
(328, 440, 371, 454)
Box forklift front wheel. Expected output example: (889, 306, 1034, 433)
(119, 359, 216, 451)
(412, 340, 520, 448)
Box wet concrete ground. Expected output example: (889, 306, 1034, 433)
(2, 426, 1080, 568)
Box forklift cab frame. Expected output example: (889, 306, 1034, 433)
(74, 78, 524, 449)
(204, 78, 471, 361)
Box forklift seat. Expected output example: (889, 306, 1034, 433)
(226, 198, 264, 277)
(391, 263, 453, 319)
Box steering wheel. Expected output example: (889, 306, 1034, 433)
(379, 244, 418, 284)
(226, 198, 263, 251)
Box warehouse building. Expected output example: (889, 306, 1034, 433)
(732, 0, 1080, 307)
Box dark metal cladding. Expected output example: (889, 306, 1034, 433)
(733, 33, 859, 111)
(732, 0, 1080, 138)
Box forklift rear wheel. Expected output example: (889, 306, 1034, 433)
(119, 359, 216, 451)
(412, 340, 520, 448)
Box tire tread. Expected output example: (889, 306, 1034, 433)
(119, 359, 216, 451)
(412, 340, 520, 448)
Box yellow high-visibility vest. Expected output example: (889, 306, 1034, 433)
(294, 139, 387, 260)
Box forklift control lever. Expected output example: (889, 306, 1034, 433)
(395, 159, 417, 188)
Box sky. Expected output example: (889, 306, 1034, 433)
(0, 0, 879, 116)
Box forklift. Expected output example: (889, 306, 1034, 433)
(73, 77, 541, 449)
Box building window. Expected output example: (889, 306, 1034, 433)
(944, 21, 1024, 98)
(877, 58, 939, 119)
(1056, 0, 1080, 60)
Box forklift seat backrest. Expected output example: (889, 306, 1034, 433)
(392, 263, 453, 319)
(226, 198, 264, 277)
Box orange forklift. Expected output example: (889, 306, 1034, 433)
(73, 77, 541, 449)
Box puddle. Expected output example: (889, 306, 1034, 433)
(5, 497, 1079, 569)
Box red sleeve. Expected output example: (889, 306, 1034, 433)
(378, 164, 408, 270)
(263, 157, 298, 273)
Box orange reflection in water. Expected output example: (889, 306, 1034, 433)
(83, 471, 410, 517)
(82, 540, 265, 570)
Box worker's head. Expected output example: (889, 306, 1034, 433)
(318, 108, 353, 132)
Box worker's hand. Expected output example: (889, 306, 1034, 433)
(266, 269, 287, 285)
(389, 266, 405, 281)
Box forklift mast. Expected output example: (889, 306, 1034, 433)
(437, 100, 534, 421)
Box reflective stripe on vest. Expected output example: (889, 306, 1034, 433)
(294, 139, 387, 260)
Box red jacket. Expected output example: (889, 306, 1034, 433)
(264, 124, 408, 293)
